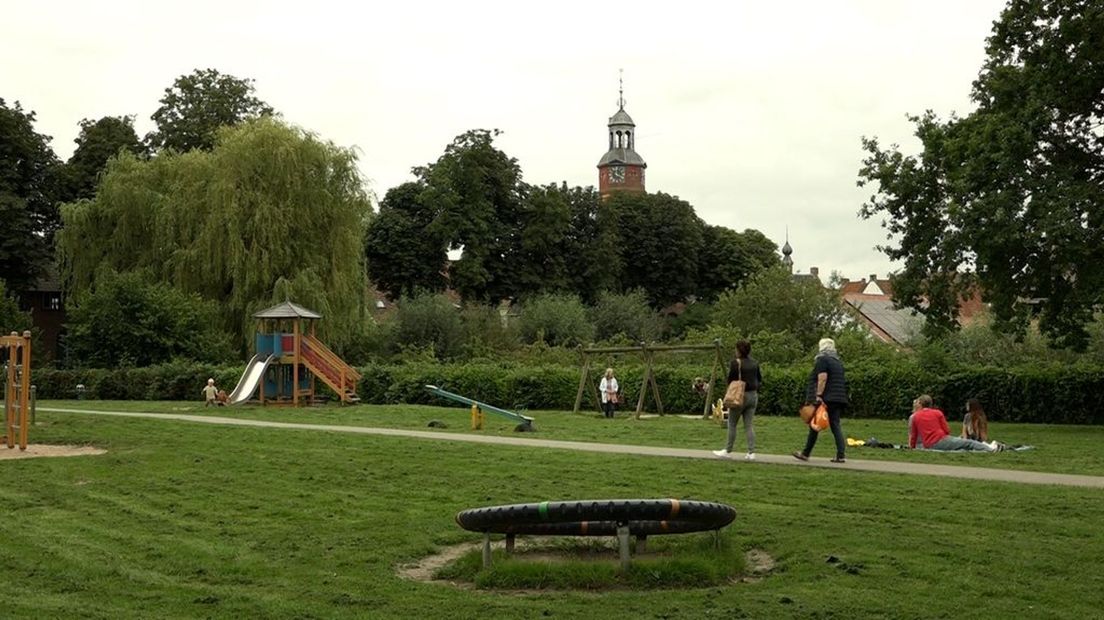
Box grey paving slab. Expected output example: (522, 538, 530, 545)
(38, 407, 1104, 489)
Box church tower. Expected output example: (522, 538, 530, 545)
(597, 74, 646, 199)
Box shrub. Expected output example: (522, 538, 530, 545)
(65, 271, 234, 367)
(712, 267, 846, 350)
(589, 289, 663, 342)
(518, 293, 594, 347)
(460, 304, 520, 358)
(0, 279, 32, 335)
(30, 359, 1104, 425)
(392, 292, 464, 359)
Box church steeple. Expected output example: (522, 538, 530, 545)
(782, 229, 794, 273)
(597, 70, 646, 199)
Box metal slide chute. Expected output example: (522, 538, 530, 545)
(227, 354, 276, 405)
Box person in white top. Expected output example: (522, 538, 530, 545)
(598, 368, 620, 418)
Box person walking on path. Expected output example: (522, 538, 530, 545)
(713, 340, 762, 461)
(911, 395, 997, 451)
(599, 368, 620, 419)
(794, 338, 849, 463)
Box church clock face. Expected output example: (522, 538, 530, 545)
(609, 166, 625, 183)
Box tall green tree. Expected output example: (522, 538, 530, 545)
(147, 68, 275, 152)
(711, 266, 846, 350)
(614, 192, 703, 307)
(417, 129, 523, 302)
(859, 0, 1104, 349)
(64, 115, 147, 200)
(561, 184, 620, 304)
(365, 182, 448, 299)
(697, 225, 779, 301)
(513, 183, 573, 297)
(58, 118, 372, 353)
(0, 98, 60, 291)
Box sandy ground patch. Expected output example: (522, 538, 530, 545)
(0, 444, 106, 460)
(398, 538, 775, 589)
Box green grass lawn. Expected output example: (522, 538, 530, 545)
(2, 405, 1102, 618)
(42, 400, 1104, 477)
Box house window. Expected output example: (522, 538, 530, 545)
(48, 294, 62, 311)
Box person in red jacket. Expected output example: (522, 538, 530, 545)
(909, 395, 996, 451)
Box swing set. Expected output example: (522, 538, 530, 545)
(573, 340, 724, 419)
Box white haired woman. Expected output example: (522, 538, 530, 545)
(793, 338, 849, 463)
(599, 368, 619, 419)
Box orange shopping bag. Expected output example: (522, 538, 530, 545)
(810, 403, 829, 432)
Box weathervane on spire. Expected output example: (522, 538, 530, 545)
(618, 68, 625, 110)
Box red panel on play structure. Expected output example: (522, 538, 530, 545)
(281, 334, 295, 353)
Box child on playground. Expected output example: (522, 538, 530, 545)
(202, 378, 219, 407)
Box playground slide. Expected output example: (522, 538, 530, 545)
(227, 354, 276, 405)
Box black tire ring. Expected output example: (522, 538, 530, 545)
(456, 499, 735, 536)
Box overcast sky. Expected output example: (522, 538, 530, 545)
(3, 0, 1009, 281)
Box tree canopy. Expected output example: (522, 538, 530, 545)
(147, 68, 275, 152)
(0, 98, 61, 291)
(64, 115, 147, 200)
(859, 0, 1104, 349)
(58, 118, 372, 353)
(711, 266, 847, 350)
(364, 182, 448, 299)
(364, 130, 779, 308)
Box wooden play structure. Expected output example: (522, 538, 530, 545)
(573, 340, 724, 419)
(2, 331, 32, 450)
(227, 302, 360, 406)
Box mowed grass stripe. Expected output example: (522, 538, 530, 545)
(1, 411, 1100, 618)
(38, 405, 1104, 488)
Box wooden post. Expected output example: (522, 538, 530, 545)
(309, 321, 316, 404)
(573, 350, 590, 414)
(258, 320, 266, 405)
(5, 335, 15, 449)
(648, 352, 664, 416)
(505, 534, 516, 554)
(19, 331, 29, 450)
(617, 524, 631, 571)
(482, 533, 493, 568)
(293, 319, 300, 407)
(703, 339, 721, 418)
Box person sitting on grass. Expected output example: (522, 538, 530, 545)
(909, 394, 997, 452)
(961, 398, 989, 442)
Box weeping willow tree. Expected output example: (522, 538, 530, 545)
(58, 118, 373, 354)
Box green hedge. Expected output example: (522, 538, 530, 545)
(29, 361, 1104, 425)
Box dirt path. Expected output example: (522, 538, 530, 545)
(0, 444, 105, 460)
(38, 407, 1104, 489)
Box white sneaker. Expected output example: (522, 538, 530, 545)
(712, 449, 732, 458)
(745, 453, 756, 461)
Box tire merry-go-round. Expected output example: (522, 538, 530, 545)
(455, 499, 737, 568)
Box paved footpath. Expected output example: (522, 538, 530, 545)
(40, 407, 1104, 489)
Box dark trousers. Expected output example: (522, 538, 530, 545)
(802, 401, 846, 459)
(603, 400, 616, 418)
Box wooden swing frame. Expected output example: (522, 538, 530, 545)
(573, 340, 724, 419)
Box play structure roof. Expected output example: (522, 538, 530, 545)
(252, 301, 323, 320)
